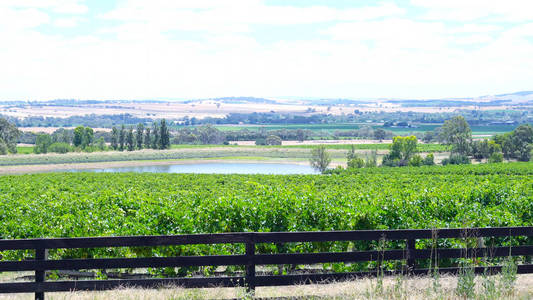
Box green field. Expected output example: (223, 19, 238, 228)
(15, 146, 33, 154)
(0, 162, 531, 268)
(183, 123, 518, 136)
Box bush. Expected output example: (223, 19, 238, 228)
(348, 157, 365, 169)
(381, 154, 401, 167)
(48, 143, 72, 154)
(423, 153, 435, 165)
(408, 154, 423, 167)
(365, 150, 378, 167)
(442, 154, 471, 165)
(488, 152, 503, 163)
(255, 138, 266, 145)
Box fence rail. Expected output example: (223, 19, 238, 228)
(0, 226, 532, 299)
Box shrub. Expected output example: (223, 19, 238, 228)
(348, 157, 365, 169)
(408, 154, 423, 167)
(255, 138, 266, 146)
(48, 143, 72, 154)
(442, 154, 471, 165)
(488, 152, 503, 163)
(423, 153, 435, 165)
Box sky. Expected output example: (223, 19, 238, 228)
(1, 0, 533, 100)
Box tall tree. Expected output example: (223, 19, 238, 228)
(309, 145, 331, 173)
(159, 119, 170, 149)
(119, 125, 126, 151)
(34, 134, 52, 154)
(144, 127, 151, 149)
(82, 127, 94, 148)
(152, 122, 160, 149)
(136, 123, 144, 150)
(111, 127, 119, 150)
(0, 118, 20, 153)
(439, 116, 472, 155)
(73, 126, 84, 147)
(126, 127, 135, 151)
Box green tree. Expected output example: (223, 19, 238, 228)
(111, 127, 119, 150)
(493, 124, 533, 161)
(374, 128, 387, 142)
(382, 136, 418, 167)
(82, 127, 94, 148)
(197, 125, 225, 144)
(439, 116, 472, 155)
(144, 127, 151, 149)
(47, 142, 71, 154)
(0, 118, 20, 153)
(126, 127, 135, 151)
(73, 126, 84, 147)
(266, 135, 282, 145)
(97, 137, 106, 151)
(119, 125, 126, 151)
(34, 134, 52, 154)
(310, 145, 331, 173)
(136, 123, 144, 150)
(0, 139, 8, 155)
(159, 119, 170, 149)
(347, 145, 364, 168)
(152, 122, 160, 149)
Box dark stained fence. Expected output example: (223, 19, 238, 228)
(0, 226, 532, 299)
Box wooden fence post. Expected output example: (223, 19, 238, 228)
(35, 248, 48, 300)
(245, 236, 256, 294)
(406, 239, 416, 273)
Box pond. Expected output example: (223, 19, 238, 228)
(63, 163, 319, 175)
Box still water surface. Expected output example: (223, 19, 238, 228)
(64, 163, 318, 175)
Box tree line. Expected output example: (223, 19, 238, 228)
(310, 116, 532, 173)
(110, 120, 170, 151)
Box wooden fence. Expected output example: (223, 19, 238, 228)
(0, 226, 532, 299)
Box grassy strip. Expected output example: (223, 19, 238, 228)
(0, 148, 333, 166)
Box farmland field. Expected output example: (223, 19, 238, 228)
(204, 123, 518, 136)
(0, 162, 531, 265)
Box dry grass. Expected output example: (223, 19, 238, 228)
(0, 274, 531, 300)
(0, 101, 518, 120)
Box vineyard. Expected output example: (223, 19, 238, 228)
(0, 162, 531, 274)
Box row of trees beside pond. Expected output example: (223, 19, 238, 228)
(110, 120, 170, 151)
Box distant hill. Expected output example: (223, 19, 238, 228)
(208, 97, 277, 104)
(495, 91, 533, 97)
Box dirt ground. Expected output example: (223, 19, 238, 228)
(232, 139, 394, 146)
(0, 274, 531, 299)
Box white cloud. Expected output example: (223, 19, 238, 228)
(0, 1, 532, 100)
(411, 0, 533, 22)
(101, 1, 405, 34)
(53, 17, 83, 28)
(0, 0, 88, 14)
